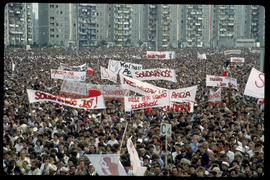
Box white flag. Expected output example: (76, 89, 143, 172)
(100, 66, 118, 83)
(12, 62, 15, 72)
(86, 154, 127, 176)
(127, 137, 147, 176)
(244, 68, 264, 99)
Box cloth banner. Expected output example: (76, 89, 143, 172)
(87, 84, 129, 98)
(244, 68, 264, 99)
(27, 89, 105, 109)
(230, 57, 245, 63)
(100, 66, 118, 83)
(131, 68, 177, 82)
(146, 51, 175, 59)
(208, 88, 221, 102)
(120, 74, 167, 96)
(197, 53, 207, 60)
(12, 62, 15, 71)
(168, 85, 197, 103)
(87, 67, 94, 75)
(224, 50, 241, 56)
(61, 80, 88, 96)
(86, 154, 127, 176)
(59, 63, 87, 71)
(51, 69, 86, 81)
(124, 92, 170, 112)
(127, 137, 147, 176)
(206, 75, 238, 90)
(108, 59, 143, 76)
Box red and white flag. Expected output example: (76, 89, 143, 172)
(127, 137, 147, 176)
(87, 67, 94, 75)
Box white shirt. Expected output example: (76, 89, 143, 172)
(107, 139, 119, 146)
(220, 150, 234, 163)
(172, 151, 181, 162)
(28, 168, 42, 175)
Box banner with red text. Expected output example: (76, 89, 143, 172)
(59, 63, 87, 71)
(87, 84, 129, 98)
(168, 85, 197, 103)
(146, 51, 175, 59)
(230, 57, 245, 63)
(244, 68, 264, 99)
(206, 75, 238, 90)
(27, 89, 105, 109)
(86, 154, 127, 176)
(208, 88, 221, 102)
(131, 68, 177, 82)
(51, 69, 86, 81)
(100, 66, 118, 83)
(120, 74, 167, 96)
(127, 137, 147, 176)
(108, 59, 143, 76)
(163, 101, 194, 113)
(124, 92, 170, 111)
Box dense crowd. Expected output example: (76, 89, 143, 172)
(3, 46, 264, 176)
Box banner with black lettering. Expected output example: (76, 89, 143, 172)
(108, 59, 143, 76)
(131, 68, 177, 82)
(27, 89, 105, 109)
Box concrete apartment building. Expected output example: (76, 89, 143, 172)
(4, 3, 33, 47)
(34, 4, 264, 48)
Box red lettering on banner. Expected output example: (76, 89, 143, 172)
(79, 99, 94, 108)
(131, 100, 158, 110)
(255, 73, 265, 88)
(210, 77, 223, 81)
(220, 82, 226, 86)
(128, 97, 139, 102)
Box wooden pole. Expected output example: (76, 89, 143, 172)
(119, 121, 128, 154)
(165, 135, 168, 168)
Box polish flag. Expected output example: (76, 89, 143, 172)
(87, 67, 94, 75)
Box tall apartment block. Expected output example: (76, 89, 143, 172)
(38, 3, 77, 46)
(4, 3, 33, 46)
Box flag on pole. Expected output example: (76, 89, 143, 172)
(87, 67, 94, 75)
(127, 137, 147, 176)
(12, 62, 15, 72)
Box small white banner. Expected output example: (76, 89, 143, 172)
(51, 69, 86, 81)
(206, 75, 238, 90)
(108, 59, 143, 76)
(168, 85, 197, 103)
(208, 88, 221, 102)
(160, 123, 172, 137)
(59, 63, 87, 71)
(146, 51, 175, 59)
(230, 57, 245, 63)
(244, 68, 264, 99)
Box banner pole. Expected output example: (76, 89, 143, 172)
(165, 135, 168, 168)
(119, 121, 128, 154)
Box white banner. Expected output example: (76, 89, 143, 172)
(51, 69, 86, 81)
(87, 84, 129, 98)
(59, 63, 87, 71)
(208, 88, 221, 102)
(86, 154, 127, 176)
(61, 80, 88, 96)
(131, 68, 177, 82)
(197, 53, 207, 60)
(108, 59, 143, 76)
(120, 74, 166, 96)
(230, 57, 245, 63)
(168, 85, 197, 103)
(124, 92, 170, 112)
(100, 66, 118, 83)
(244, 68, 264, 99)
(146, 51, 175, 59)
(224, 50, 241, 56)
(127, 137, 147, 176)
(27, 89, 105, 109)
(206, 75, 238, 90)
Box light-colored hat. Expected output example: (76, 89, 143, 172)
(222, 161, 230, 167)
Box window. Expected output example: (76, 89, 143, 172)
(60, 11, 63, 14)
(56, 34, 59, 38)
(56, 5, 58, 8)
(74, 23, 76, 27)
(50, 34, 54, 38)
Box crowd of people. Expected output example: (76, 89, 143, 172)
(3, 46, 264, 176)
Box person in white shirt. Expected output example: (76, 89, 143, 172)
(220, 142, 234, 163)
(106, 133, 119, 146)
(28, 160, 42, 175)
(172, 144, 182, 162)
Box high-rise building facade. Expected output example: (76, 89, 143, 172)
(4, 3, 33, 46)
